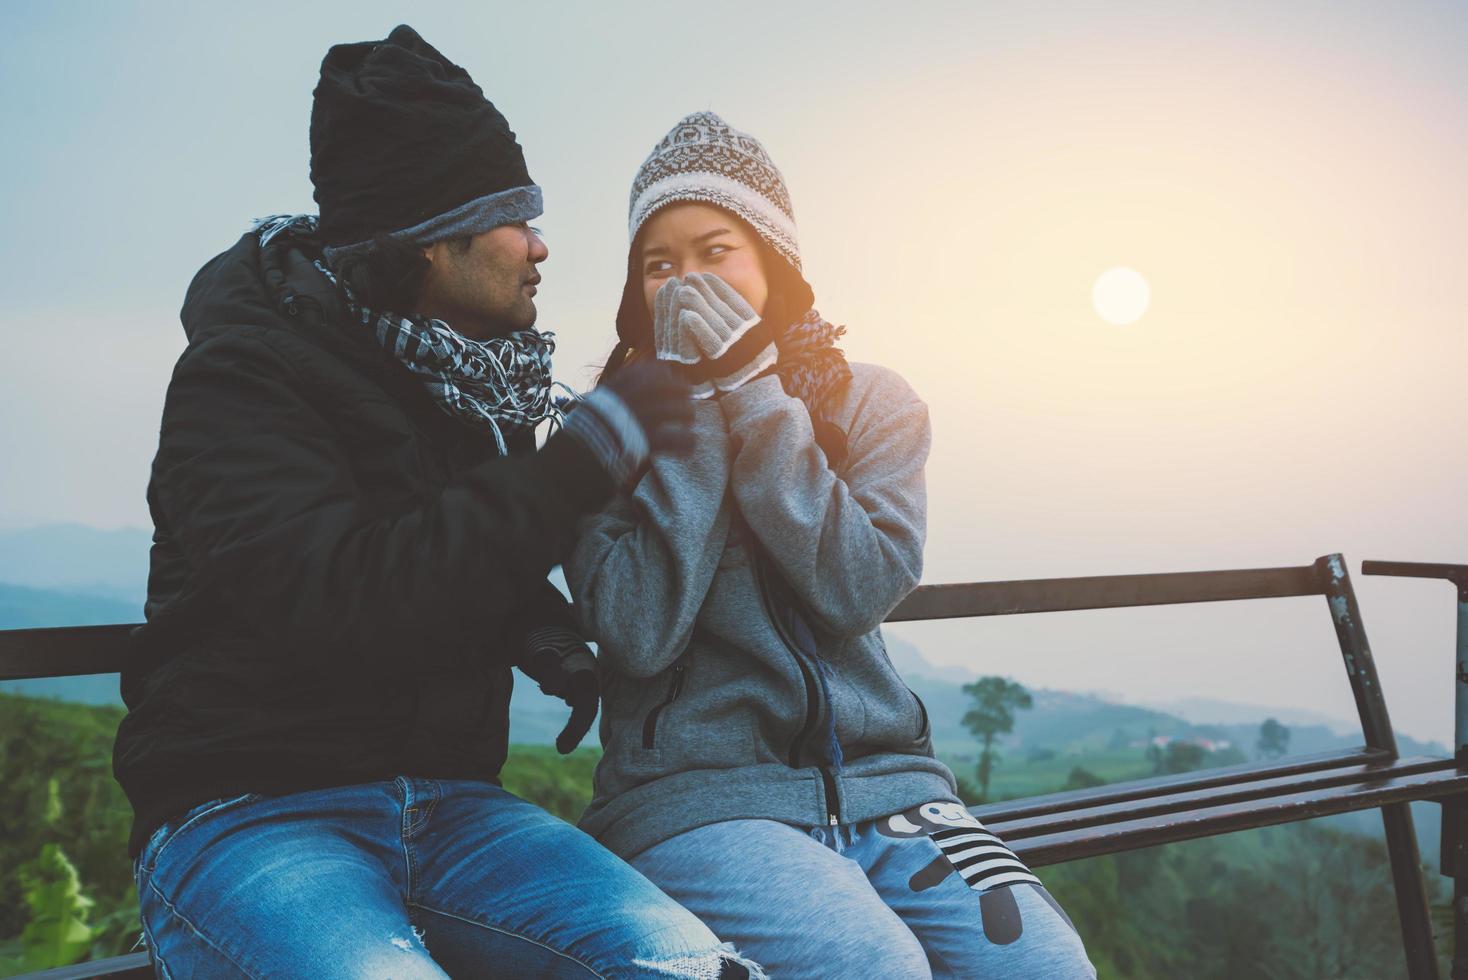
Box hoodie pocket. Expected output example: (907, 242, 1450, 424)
(909, 686, 932, 745)
(856, 632, 933, 752)
(642, 661, 687, 750)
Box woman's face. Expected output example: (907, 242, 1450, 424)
(639, 203, 770, 319)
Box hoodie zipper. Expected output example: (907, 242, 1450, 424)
(753, 554, 842, 827)
(642, 662, 687, 750)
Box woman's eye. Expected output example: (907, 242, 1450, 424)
(706, 244, 732, 258)
(644, 261, 672, 276)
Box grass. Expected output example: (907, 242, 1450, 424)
(943, 747, 1162, 801)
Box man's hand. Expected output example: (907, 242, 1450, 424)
(521, 626, 599, 754)
(600, 359, 696, 454)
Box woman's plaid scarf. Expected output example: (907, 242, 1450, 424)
(313, 260, 563, 455)
(775, 310, 853, 466)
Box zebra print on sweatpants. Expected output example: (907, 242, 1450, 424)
(875, 801, 1042, 893)
(929, 824, 1041, 892)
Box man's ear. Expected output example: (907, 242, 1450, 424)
(420, 241, 440, 265)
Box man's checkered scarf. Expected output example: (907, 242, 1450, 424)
(314, 260, 563, 454)
(775, 310, 853, 466)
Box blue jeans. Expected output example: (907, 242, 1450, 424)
(630, 803, 1095, 979)
(134, 778, 763, 979)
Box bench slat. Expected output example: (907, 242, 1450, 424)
(975, 747, 1389, 824)
(986, 756, 1449, 840)
(1007, 762, 1468, 867)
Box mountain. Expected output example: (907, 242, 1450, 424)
(0, 524, 151, 602)
(884, 635, 980, 685)
(0, 582, 141, 630)
(1137, 695, 1358, 735)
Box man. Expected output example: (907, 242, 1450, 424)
(112, 25, 761, 979)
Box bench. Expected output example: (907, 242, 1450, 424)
(3, 553, 1465, 979)
(887, 554, 1468, 980)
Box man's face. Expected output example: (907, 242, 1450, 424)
(417, 223, 548, 339)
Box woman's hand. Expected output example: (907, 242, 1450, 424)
(652, 273, 777, 398)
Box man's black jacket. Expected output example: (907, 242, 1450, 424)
(112, 227, 613, 855)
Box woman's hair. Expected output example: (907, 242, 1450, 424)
(329, 233, 472, 314)
(598, 210, 814, 383)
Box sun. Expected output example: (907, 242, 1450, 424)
(1092, 267, 1151, 325)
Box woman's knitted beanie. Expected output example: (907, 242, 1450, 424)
(615, 112, 813, 349)
(629, 111, 800, 270)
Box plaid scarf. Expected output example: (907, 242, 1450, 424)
(312, 260, 563, 455)
(774, 310, 853, 466)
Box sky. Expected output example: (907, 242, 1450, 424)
(2, 1, 1466, 741)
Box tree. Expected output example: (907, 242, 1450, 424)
(960, 676, 1033, 801)
(1161, 741, 1206, 774)
(1257, 718, 1291, 759)
(1063, 766, 1106, 791)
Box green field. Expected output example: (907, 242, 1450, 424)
(957, 747, 1158, 801)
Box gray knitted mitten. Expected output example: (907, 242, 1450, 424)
(652, 273, 777, 398)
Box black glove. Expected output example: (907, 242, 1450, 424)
(600, 359, 696, 455)
(521, 626, 600, 754)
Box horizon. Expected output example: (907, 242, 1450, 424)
(2, 2, 1465, 745)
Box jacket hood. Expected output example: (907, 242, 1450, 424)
(180, 216, 348, 346)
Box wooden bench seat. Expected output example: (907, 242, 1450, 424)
(984, 754, 1468, 866)
(978, 745, 1393, 822)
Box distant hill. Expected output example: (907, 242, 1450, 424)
(1137, 695, 1358, 735)
(0, 582, 140, 630)
(0, 524, 150, 602)
(884, 634, 980, 685)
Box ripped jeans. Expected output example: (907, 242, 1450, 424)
(134, 778, 761, 979)
(630, 803, 1095, 979)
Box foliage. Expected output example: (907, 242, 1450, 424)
(1143, 738, 1245, 776)
(0, 692, 604, 973)
(0, 694, 134, 963)
(1258, 718, 1291, 759)
(1043, 820, 1434, 979)
(2, 844, 95, 973)
(498, 745, 599, 823)
(1151, 740, 1204, 774)
(1063, 766, 1106, 791)
(961, 676, 1033, 801)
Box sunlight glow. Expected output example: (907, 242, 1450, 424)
(1092, 267, 1151, 325)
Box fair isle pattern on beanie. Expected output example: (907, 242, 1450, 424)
(628, 112, 801, 271)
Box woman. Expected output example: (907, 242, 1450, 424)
(567, 112, 1094, 979)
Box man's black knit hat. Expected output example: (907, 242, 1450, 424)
(310, 24, 542, 260)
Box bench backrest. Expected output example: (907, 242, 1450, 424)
(885, 553, 1397, 755)
(0, 553, 1395, 753)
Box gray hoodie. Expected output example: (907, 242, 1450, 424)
(566, 363, 959, 859)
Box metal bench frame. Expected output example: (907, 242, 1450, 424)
(4, 553, 1465, 979)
